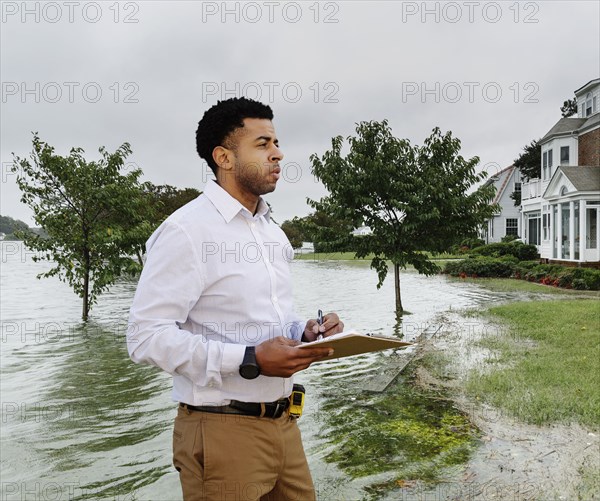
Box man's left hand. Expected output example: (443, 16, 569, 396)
(302, 312, 344, 342)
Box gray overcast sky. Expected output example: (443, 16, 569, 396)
(1, 0, 599, 226)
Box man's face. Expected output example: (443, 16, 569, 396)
(226, 118, 284, 198)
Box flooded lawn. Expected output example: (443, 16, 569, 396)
(3, 242, 597, 500)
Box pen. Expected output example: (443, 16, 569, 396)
(317, 309, 324, 341)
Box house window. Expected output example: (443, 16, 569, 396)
(586, 92, 593, 116)
(514, 182, 522, 194)
(560, 146, 569, 165)
(506, 218, 519, 237)
(587, 207, 598, 249)
(542, 151, 548, 179)
(527, 213, 541, 245)
(542, 205, 550, 240)
(548, 149, 553, 169)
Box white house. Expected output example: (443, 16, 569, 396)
(521, 78, 600, 266)
(481, 164, 523, 243)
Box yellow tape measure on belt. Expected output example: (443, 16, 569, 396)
(288, 384, 305, 418)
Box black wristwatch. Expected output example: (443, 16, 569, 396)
(239, 346, 261, 380)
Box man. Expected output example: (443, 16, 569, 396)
(127, 97, 344, 501)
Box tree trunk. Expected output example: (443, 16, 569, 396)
(394, 262, 403, 313)
(82, 248, 90, 321)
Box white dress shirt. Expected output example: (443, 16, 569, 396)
(127, 181, 305, 406)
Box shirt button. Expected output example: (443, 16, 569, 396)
(272, 296, 278, 303)
(251, 222, 256, 229)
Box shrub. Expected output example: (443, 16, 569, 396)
(471, 241, 539, 261)
(572, 279, 589, 290)
(444, 257, 600, 291)
(443, 256, 514, 278)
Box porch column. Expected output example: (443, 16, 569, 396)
(556, 204, 562, 260)
(549, 204, 555, 259)
(569, 200, 575, 261)
(580, 200, 586, 262)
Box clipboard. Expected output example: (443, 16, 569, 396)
(297, 330, 412, 361)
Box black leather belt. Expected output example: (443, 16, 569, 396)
(180, 398, 290, 418)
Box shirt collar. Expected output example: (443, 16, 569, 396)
(204, 180, 272, 223)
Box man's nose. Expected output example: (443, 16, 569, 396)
(270, 145, 284, 162)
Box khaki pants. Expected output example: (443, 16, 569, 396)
(173, 406, 316, 501)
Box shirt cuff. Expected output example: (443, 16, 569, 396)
(221, 343, 246, 376)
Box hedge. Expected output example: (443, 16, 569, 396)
(444, 257, 600, 290)
(470, 241, 539, 261)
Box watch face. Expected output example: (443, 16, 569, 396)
(240, 364, 260, 380)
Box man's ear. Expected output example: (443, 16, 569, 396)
(213, 146, 233, 172)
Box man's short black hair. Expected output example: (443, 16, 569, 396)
(196, 97, 274, 175)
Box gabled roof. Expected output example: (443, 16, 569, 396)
(483, 165, 517, 204)
(543, 166, 600, 199)
(540, 117, 588, 144)
(574, 78, 600, 96)
(560, 167, 600, 191)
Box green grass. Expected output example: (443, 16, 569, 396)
(294, 251, 370, 260)
(450, 276, 600, 296)
(294, 251, 462, 262)
(467, 299, 600, 428)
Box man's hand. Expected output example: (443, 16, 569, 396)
(302, 312, 344, 343)
(255, 336, 333, 377)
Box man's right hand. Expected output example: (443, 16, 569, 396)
(254, 336, 333, 377)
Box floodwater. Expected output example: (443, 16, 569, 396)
(1, 242, 512, 500)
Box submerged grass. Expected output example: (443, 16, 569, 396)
(467, 298, 600, 428)
(321, 368, 480, 499)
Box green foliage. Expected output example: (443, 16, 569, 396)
(0, 214, 30, 236)
(309, 120, 497, 311)
(444, 256, 515, 278)
(446, 256, 600, 290)
(509, 189, 521, 207)
(12, 134, 150, 320)
(144, 184, 201, 222)
(280, 217, 305, 249)
(449, 237, 485, 254)
(513, 139, 541, 181)
(561, 96, 578, 118)
(471, 240, 539, 261)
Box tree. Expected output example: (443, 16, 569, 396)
(309, 120, 497, 313)
(513, 139, 541, 181)
(144, 184, 201, 222)
(117, 183, 202, 265)
(561, 95, 577, 117)
(0, 214, 30, 237)
(12, 134, 149, 320)
(280, 217, 305, 249)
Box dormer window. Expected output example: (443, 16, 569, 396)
(560, 186, 568, 196)
(585, 92, 593, 116)
(560, 146, 570, 165)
